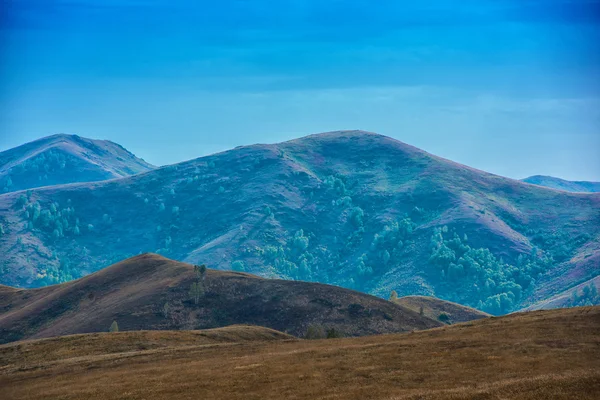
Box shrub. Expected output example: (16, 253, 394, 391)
(305, 325, 326, 339)
(231, 260, 245, 272)
(438, 313, 451, 324)
(326, 328, 344, 339)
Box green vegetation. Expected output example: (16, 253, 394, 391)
(429, 226, 553, 314)
(568, 284, 599, 307)
(189, 265, 207, 305)
(189, 282, 204, 305)
(19, 198, 81, 240)
(438, 313, 450, 324)
(304, 325, 345, 339)
(109, 320, 119, 332)
(231, 260, 246, 272)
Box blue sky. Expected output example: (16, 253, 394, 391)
(1, 0, 599, 180)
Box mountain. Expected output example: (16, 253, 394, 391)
(0, 130, 598, 316)
(392, 295, 490, 324)
(2, 306, 598, 400)
(522, 175, 600, 193)
(0, 134, 155, 193)
(0, 253, 442, 344)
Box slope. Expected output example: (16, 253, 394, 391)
(524, 275, 600, 311)
(0, 130, 598, 316)
(522, 175, 600, 193)
(393, 295, 490, 324)
(0, 133, 154, 193)
(0, 253, 442, 344)
(0, 325, 294, 367)
(1, 306, 598, 400)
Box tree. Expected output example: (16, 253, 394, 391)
(194, 264, 207, 281)
(438, 313, 450, 324)
(231, 260, 245, 272)
(305, 325, 326, 339)
(189, 282, 204, 305)
(162, 302, 170, 318)
(389, 290, 398, 301)
(109, 320, 119, 332)
(419, 306, 424, 316)
(326, 328, 344, 339)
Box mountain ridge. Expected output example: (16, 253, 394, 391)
(0, 133, 155, 193)
(0, 130, 598, 316)
(522, 175, 600, 193)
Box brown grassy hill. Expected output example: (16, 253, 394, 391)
(393, 295, 490, 324)
(1, 130, 598, 316)
(0, 133, 154, 193)
(0, 253, 442, 344)
(0, 325, 294, 367)
(1, 306, 598, 400)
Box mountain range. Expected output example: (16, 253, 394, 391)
(0, 131, 598, 316)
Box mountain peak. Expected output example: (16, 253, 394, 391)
(0, 134, 155, 193)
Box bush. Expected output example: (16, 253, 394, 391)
(438, 313, 450, 324)
(304, 325, 326, 339)
(326, 328, 344, 339)
(231, 260, 245, 272)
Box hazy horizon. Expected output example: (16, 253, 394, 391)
(1, 0, 599, 181)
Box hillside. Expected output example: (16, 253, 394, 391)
(0, 134, 154, 193)
(524, 276, 600, 311)
(0, 130, 598, 316)
(0, 325, 294, 367)
(0, 254, 442, 344)
(522, 175, 600, 193)
(1, 306, 598, 400)
(393, 295, 490, 324)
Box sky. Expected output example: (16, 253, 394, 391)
(0, 0, 599, 180)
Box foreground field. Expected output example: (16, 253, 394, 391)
(1, 307, 599, 400)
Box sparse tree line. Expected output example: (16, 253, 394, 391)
(568, 283, 599, 307)
(2, 149, 80, 192)
(304, 325, 344, 339)
(16, 194, 84, 240)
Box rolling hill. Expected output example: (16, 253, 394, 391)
(393, 295, 490, 324)
(0, 130, 598, 316)
(522, 175, 600, 193)
(1, 306, 598, 400)
(0, 134, 155, 193)
(0, 253, 442, 344)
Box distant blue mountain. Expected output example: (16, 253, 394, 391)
(522, 175, 600, 193)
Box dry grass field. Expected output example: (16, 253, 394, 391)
(393, 295, 490, 324)
(1, 306, 599, 400)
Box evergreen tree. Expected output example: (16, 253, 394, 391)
(109, 320, 119, 332)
